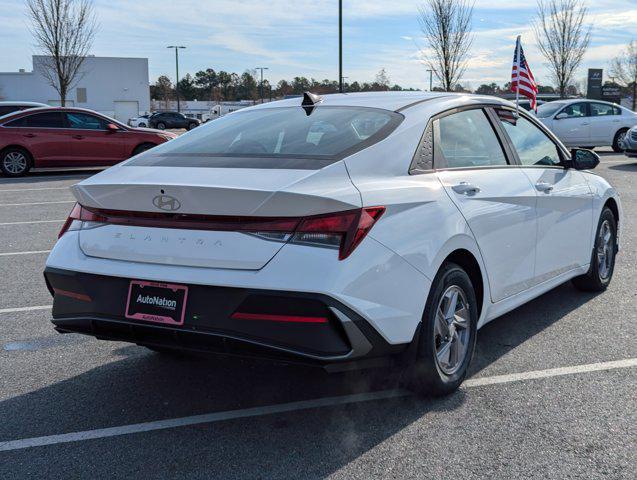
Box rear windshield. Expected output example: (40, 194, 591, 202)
(128, 106, 402, 169)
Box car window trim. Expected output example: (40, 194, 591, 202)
(2, 111, 127, 131)
(2, 111, 69, 129)
(409, 103, 520, 175)
(494, 106, 569, 169)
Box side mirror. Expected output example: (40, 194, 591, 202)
(555, 112, 568, 120)
(106, 123, 119, 133)
(568, 148, 600, 170)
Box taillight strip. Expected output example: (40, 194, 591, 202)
(53, 288, 92, 302)
(59, 203, 385, 260)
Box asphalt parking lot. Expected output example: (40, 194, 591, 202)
(0, 151, 635, 479)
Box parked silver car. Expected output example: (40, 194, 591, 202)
(620, 125, 637, 157)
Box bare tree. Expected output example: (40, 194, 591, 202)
(418, 0, 473, 92)
(610, 40, 637, 110)
(374, 68, 391, 90)
(533, 0, 591, 99)
(26, 0, 97, 106)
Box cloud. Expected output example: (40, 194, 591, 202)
(0, 0, 633, 90)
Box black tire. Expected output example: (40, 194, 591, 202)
(612, 129, 628, 153)
(402, 262, 478, 397)
(572, 207, 617, 291)
(0, 147, 32, 177)
(156, 122, 166, 130)
(187, 122, 198, 130)
(131, 143, 156, 157)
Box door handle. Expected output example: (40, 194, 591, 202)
(452, 182, 481, 195)
(23, 133, 36, 138)
(535, 182, 554, 193)
(581, 122, 590, 126)
(72, 135, 85, 140)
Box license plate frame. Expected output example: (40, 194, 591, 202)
(125, 280, 188, 326)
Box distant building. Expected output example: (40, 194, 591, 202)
(151, 99, 257, 120)
(0, 55, 150, 122)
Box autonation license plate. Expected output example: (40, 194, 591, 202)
(125, 280, 188, 326)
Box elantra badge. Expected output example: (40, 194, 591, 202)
(152, 194, 181, 211)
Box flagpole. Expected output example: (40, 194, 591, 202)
(515, 35, 521, 118)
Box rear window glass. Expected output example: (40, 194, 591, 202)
(128, 106, 402, 169)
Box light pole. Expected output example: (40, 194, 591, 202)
(341, 76, 348, 92)
(255, 67, 269, 103)
(339, 0, 343, 93)
(426, 69, 433, 91)
(167, 46, 186, 112)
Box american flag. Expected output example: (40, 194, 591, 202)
(511, 36, 538, 111)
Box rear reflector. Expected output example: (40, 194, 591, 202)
(58, 203, 385, 260)
(231, 312, 328, 324)
(53, 287, 92, 302)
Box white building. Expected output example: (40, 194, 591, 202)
(0, 55, 150, 122)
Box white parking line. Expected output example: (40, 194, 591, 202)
(0, 250, 51, 257)
(0, 201, 74, 207)
(0, 187, 71, 193)
(0, 220, 64, 226)
(0, 305, 51, 314)
(0, 358, 634, 452)
(462, 358, 637, 387)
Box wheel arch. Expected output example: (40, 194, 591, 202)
(429, 234, 490, 326)
(442, 249, 484, 322)
(131, 142, 157, 157)
(0, 144, 34, 166)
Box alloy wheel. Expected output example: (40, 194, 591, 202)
(597, 219, 613, 280)
(434, 285, 471, 375)
(3, 151, 27, 175)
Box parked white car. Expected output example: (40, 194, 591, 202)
(44, 92, 622, 396)
(127, 114, 151, 128)
(0, 101, 48, 118)
(536, 99, 637, 151)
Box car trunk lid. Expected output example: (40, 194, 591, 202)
(72, 163, 360, 270)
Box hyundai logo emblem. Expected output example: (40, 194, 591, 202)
(152, 194, 181, 211)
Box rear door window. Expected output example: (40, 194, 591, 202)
(434, 109, 508, 168)
(590, 103, 619, 117)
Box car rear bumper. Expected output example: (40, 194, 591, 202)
(44, 267, 407, 370)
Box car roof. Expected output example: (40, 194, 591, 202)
(0, 101, 48, 107)
(5, 106, 107, 116)
(546, 98, 621, 107)
(247, 91, 515, 113)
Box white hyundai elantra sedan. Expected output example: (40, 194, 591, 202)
(44, 92, 622, 396)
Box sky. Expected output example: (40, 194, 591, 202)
(0, 0, 635, 91)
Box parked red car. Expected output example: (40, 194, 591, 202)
(0, 107, 177, 176)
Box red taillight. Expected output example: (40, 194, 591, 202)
(58, 203, 81, 238)
(58, 203, 385, 259)
(295, 207, 385, 259)
(58, 203, 108, 238)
